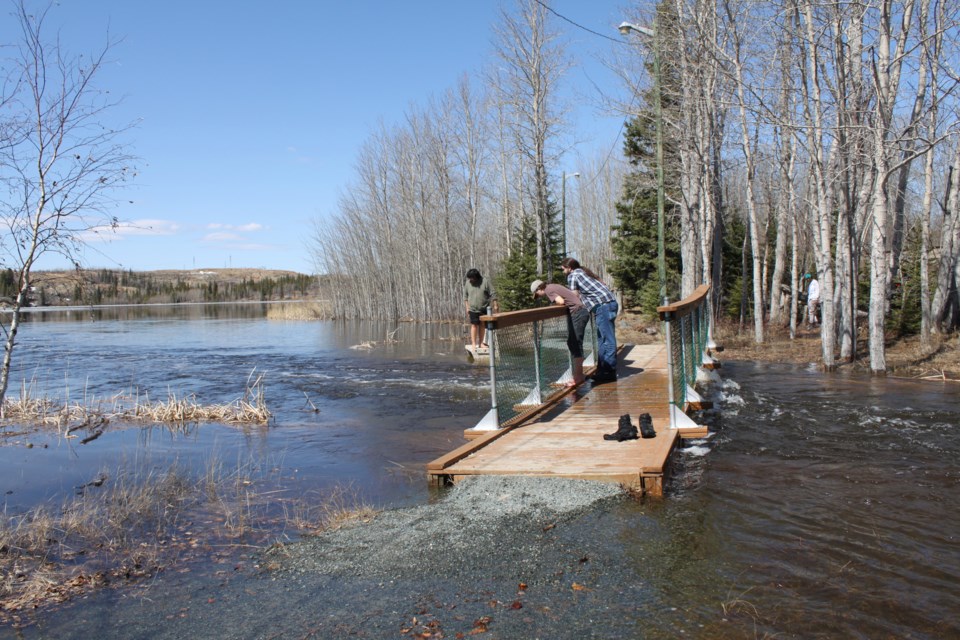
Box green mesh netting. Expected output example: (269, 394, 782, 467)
(488, 313, 596, 426)
(669, 316, 687, 410)
(661, 291, 714, 425)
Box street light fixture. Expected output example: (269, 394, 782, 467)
(561, 171, 580, 257)
(619, 19, 666, 305)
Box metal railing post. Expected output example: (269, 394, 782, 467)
(663, 299, 676, 429)
(532, 319, 543, 404)
(487, 312, 499, 425)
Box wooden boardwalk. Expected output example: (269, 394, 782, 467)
(427, 343, 697, 496)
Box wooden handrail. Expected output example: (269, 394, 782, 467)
(480, 305, 567, 330)
(657, 284, 710, 320)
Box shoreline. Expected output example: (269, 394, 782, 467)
(0, 300, 319, 314)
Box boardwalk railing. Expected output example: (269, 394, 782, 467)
(473, 306, 597, 430)
(657, 284, 715, 429)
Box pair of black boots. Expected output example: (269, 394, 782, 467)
(603, 413, 656, 441)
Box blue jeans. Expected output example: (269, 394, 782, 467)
(593, 300, 618, 376)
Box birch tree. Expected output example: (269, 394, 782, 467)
(0, 2, 135, 411)
(491, 0, 568, 280)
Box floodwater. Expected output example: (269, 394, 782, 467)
(1, 304, 488, 514)
(2, 306, 959, 638)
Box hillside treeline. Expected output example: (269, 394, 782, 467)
(3, 269, 317, 307)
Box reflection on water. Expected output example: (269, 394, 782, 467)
(13, 302, 276, 323)
(2, 310, 959, 638)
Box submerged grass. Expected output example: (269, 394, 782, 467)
(0, 371, 271, 434)
(0, 456, 379, 623)
(0, 465, 193, 618)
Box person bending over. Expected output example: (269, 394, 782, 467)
(561, 258, 618, 383)
(531, 279, 589, 386)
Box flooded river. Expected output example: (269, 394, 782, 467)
(1, 306, 958, 638)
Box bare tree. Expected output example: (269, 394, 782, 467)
(566, 151, 628, 281)
(0, 2, 135, 412)
(491, 0, 568, 279)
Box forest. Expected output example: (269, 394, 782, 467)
(310, 0, 960, 374)
(0, 269, 316, 307)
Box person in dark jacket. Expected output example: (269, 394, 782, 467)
(464, 268, 498, 351)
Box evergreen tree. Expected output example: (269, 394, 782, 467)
(0, 269, 16, 298)
(608, 9, 685, 316)
(719, 214, 748, 321)
(609, 171, 665, 313)
(608, 102, 681, 314)
(494, 213, 561, 311)
(888, 223, 923, 336)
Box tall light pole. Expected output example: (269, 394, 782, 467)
(561, 171, 580, 257)
(619, 20, 666, 304)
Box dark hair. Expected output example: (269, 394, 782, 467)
(465, 268, 481, 280)
(561, 257, 601, 281)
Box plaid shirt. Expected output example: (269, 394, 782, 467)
(566, 269, 615, 311)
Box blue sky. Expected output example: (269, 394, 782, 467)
(7, 1, 635, 273)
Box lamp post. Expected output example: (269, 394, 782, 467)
(619, 20, 666, 304)
(561, 171, 580, 257)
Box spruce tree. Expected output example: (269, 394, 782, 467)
(495, 207, 565, 312)
(609, 111, 681, 314)
(609, 3, 684, 315)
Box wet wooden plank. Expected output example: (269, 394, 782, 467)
(429, 344, 687, 496)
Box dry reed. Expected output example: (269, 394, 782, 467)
(1, 371, 270, 433)
(265, 300, 332, 321)
(282, 484, 378, 536)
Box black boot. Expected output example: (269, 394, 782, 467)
(604, 414, 638, 441)
(638, 413, 656, 438)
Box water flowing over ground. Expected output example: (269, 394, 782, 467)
(2, 306, 958, 638)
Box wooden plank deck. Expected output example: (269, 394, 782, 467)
(427, 343, 688, 496)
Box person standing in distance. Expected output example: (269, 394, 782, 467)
(464, 269, 498, 352)
(561, 258, 618, 382)
(805, 273, 820, 327)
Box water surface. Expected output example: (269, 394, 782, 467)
(1, 309, 958, 638)
(2, 304, 486, 513)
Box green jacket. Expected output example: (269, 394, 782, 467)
(464, 278, 495, 313)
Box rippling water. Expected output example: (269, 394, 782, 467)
(2, 308, 958, 638)
(1, 304, 489, 513)
(686, 362, 960, 638)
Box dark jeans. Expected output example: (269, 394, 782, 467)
(593, 300, 618, 375)
(566, 307, 590, 359)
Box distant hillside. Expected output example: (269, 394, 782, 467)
(4, 268, 319, 307)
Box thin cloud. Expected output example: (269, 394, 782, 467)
(206, 222, 264, 232)
(202, 232, 242, 242)
(286, 146, 313, 164)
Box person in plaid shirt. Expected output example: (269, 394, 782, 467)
(561, 258, 618, 383)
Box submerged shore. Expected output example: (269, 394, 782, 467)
(17, 476, 673, 639)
